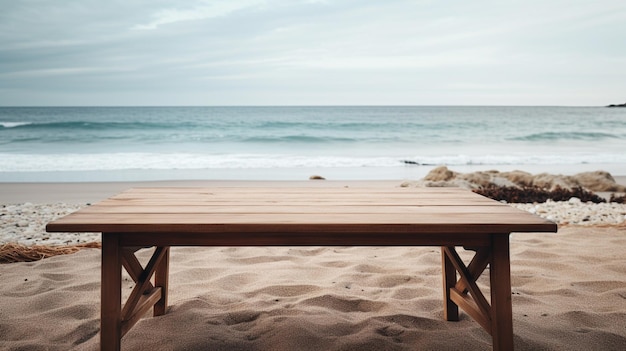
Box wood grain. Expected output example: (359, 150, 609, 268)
(47, 187, 557, 238)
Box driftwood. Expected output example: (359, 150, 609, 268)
(0, 242, 101, 264)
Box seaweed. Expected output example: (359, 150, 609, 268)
(473, 186, 607, 204)
(0, 242, 101, 264)
(609, 193, 626, 204)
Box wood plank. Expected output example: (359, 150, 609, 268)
(490, 235, 514, 351)
(454, 248, 491, 294)
(111, 189, 479, 196)
(104, 195, 495, 204)
(92, 203, 506, 209)
(154, 247, 169, 316)
(120, 287, 162, 337)
(117, 187, 468, 194)
(121, 247, 167, 321)
(112, 188, 469, 196)
(97, 196, 506, 206)
(443, 247, 491, 320)
(450, 287, 492, 334)
(121, 249, 155, 291)
(441, 247, 459, 321)
(101, 234, 122, 351)
(77, 205, 517, 214)
(115, 231, 493, 247)
(108, 187, 490, 198)
(49, 211, 556, 224)
(49, 226, 555, 238)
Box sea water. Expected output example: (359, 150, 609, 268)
(1, 106, 625, 182)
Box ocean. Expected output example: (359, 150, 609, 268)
(1, 106, 625, 182)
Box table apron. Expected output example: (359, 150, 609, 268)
(108, 232, 501, 247)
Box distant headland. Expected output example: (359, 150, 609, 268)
(607, 102, 626, 107)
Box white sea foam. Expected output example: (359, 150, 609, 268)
(2, 152, 626, 174)
(0, 121, 32, 128)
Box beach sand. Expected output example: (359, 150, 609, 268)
(1, 180, 625, 350)
(0, 180, 400, 204)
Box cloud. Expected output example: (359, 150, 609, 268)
(131, 0, 267, 30)
(0, 0, 625, 106)
(0, 66, 132, 78)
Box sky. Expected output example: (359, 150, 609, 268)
(1, 0, 625, 106)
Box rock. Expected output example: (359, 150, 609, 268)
(423, 166, 457, 181)
(16, 221, 30, 227)
(572, 171, 626, 192)
(501, 170, 534, 187)
(411, 166, 626, 193)
(309, 175, 326, 180)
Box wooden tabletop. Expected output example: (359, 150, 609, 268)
(46, 187, 557, 241)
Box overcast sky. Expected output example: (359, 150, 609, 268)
(1, 0, 625, 106)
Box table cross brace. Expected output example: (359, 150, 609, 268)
(118, 246, 170, 337)
(442, 246, 493, 334)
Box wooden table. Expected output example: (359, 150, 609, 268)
(46, 187, 557, 350)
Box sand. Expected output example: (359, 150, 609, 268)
(0, 180, 400, 204)
(1, 179, 625, 350)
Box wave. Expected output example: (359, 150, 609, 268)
(3, 152, 626, 173)
(251, 120, 428, 131)
(0, 120, 177, 131)
(509, 132, 621, 141)
(0, 121, 34, 128)
(0, 119, 419, 131)
(243, 135, 361, 143)
(0, 120, 418, 139)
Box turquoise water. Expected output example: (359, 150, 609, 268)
(1, 106, 625, 181)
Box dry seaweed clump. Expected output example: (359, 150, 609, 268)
(0, 242, 101, 264)
(609, 193, 626, 204)
(473, 186, 608, 204)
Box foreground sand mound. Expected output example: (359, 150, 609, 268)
(0, 227, 624, 350)
(403, 166, 626, 192)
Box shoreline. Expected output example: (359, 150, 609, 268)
(0, 180, 401, 204)
(1, 175, 625, 204)
(3, 161, 626, 184)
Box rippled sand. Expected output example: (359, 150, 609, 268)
(1, 226, 625, 350)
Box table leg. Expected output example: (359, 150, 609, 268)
(490, 234, 514, 351)
(441, 239, 514, 351)
(101, 233, 122, 351)
(441, 247, 459, 321)
(154, 246, 170, 316)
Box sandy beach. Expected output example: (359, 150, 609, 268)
(1, 178, 625, 350)
(4, 1, 626, 349)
